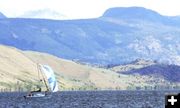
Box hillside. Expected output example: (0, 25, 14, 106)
(1, 45, 179, 91)
(122, 64, 180, 82)
(0, 7, 180, 65)
(109, 59, 156, 72)
(0, 45, 142, 90)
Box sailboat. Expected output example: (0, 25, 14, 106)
(24, 64, 58, 98)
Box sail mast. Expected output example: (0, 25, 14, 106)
(37, 63, 49, 91)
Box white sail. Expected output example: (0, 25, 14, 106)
(40, 64, 58, 92)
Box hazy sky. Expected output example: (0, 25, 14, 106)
(0, 0, 180, 19)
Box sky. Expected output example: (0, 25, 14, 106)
(0, 0, 180, 19)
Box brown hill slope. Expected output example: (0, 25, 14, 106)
(0, 45, 130, 90)
(23, 51, 133, 90)
(0, 45, 179, 91)
(0, 45, 38, 89)
(110, 59, 156, 72)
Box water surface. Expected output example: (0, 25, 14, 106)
(0, 90, 179, 108)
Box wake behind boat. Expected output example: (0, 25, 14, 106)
(24, 64, 58, 98)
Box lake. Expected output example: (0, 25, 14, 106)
(0, 90, 179, 108)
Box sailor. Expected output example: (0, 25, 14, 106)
(34, 87, 41, 92)
(27, 85, 42, 96)
(32, 85, 42, 93)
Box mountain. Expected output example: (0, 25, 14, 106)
(0, 45, 179, 90)
(102, 7, 163, 21)
(0, 12, 6, 18)
(19, 9, 67, 20)
(102, 7, 180, 26)
(0, 7, 180, 65)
